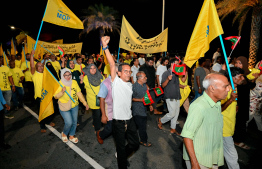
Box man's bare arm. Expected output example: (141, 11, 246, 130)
(184, 138, 200, 169)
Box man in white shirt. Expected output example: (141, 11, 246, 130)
(102, 36, 139, 169)
(131, 58, 140, 84)
(212, 56, 223, 72)
(156, 58, 169, 86)
(212, 48, 221, 64)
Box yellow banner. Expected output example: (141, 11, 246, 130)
(39, 66, 60, 122)
(38, 40, 83, 55)
(119, 15, 168, 53)
(184, 0, 224, 68)
(43, 0, 83, 29)
(27, 35, 82, 56)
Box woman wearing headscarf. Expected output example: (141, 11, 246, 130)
(54, 68, 89, 143)
(233, 56, 257, 149)
(82, 64, 105, 132)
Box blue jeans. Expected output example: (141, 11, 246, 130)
(2, 90, 12, 115)
(59, 105, 79, 136)
(190, 90, 203, 104)
(12, 86, 24, 107)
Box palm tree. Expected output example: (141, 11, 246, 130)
(80, 3, 120, 40)
(216, 0, 262, 68)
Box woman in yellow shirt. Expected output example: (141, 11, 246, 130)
(54, 68, 89, 143)
(82, 64, 104, 132)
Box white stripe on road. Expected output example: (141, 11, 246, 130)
(24, 105, 104, 169)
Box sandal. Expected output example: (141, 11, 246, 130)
(157, 118, 163, 130)
(234, 142, 250, 150)
(69, 136, 79, 143)
(61, 132, 68, 143)
(140, 142, 152, 147)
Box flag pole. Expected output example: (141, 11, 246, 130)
(3, 52, 9, 67)
(45, 65, 75, 103)
(219, 35, 236, 92)
(117, 47, 120, 63)
(34, 4, 48, 51)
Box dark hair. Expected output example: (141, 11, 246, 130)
(198, 57, 206, 65)
(118, 63, 130, 72)
(224, 67, 244, 80)
(147, 57, 154, 62)
(161, 57, 169, 64)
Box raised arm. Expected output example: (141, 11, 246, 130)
(101, 36, 116, 81)
(30, 50, 36, 75)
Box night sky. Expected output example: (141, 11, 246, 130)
(1, 0, 256, 59)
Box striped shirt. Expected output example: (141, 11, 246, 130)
(181, 92, 224, 168)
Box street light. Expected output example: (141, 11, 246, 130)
(10, 26, 15, 29)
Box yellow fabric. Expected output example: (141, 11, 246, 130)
(0, 66, 13, 91)
(247, 68, 260, 80)
(15, 60, 22, 68)
(180, 86, 191, 107)
(43, 0, 83, 29)
(51, 61, 61, 77)
(38, 40, 83, 56)
(21, 61, 36, 82)
(39, 66, 60, 122)
(74, 64, 85, 73)
(10, 68, 24, 88)
(21, 45, 27, 63)
(52, 39, 63, 43)
(0, 44, 3, 56)
(100, 46, 108, 65)
(54, 80, 81, 108)
(3, 52, 9, 67)
(184, 0, 224, 68)
(83, 75, 104, 109)
(119, 15, 168, 53)
(32, 72, 43, 99)
(11, 38, 17, 55)
(26, 36, 44, 60)
(221, 89, 237, 137)
(103, 64, 110, 76)
(124, 59, 132, 64)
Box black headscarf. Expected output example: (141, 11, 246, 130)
(82, 64, 103, 87)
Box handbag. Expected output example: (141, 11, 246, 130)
(89, 81, 100, 107)
(58, 87, 72, 111)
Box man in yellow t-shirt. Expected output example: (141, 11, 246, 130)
(21, 53, 36, 105)
(221, 67, 245, 169)
(75, 56, 85, 73)
(0, 57, 15, 119)
(50, 54, 61, 78)
(15, 55, 22, 68)
(9, 60, 25, 110)
(30, 50, 55, 133)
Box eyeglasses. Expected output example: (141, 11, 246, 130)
(64, 74, 72, 77)
(123, 70, 132, 74)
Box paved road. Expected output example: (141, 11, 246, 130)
(0, 103, 262, 169)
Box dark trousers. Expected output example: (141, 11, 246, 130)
(99, 120, 112, 140)
(35, 98, 54, 130)
(113, 118, 139, 169)
(11, 86, 24, 107)
(133, 115, 148, 143)
(24, 81, 34, 105)
(91, 109, 101, 131)
(0, 110, 4, 145)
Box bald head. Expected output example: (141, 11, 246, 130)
(203, 73, 230, 102)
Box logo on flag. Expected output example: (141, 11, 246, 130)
(154, 86, 164, 96)
(143, 90, 154, 106)
(172, 64, 186, 76)
(57, 7, 70, 21)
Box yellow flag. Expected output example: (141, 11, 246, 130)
(100, 46, 108, 65)
(39, 66, 60, 122)
(3, 52, 9, 67)
(119, 15, 168, 53)
(26, 35, 44, 60)
(21, 46, 26, 63)
(184, 0, 224, 68)
(0, 44, 3, 56)
(11, 38, 16, 55)
(43, 0, 83, 29)
(180, 86, 191, 107)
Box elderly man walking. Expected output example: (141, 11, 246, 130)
(181, 73, 230, 169)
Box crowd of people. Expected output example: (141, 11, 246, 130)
(0, 36, 262, 169)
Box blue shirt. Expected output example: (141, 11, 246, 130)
(0, 88, 7, 111)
